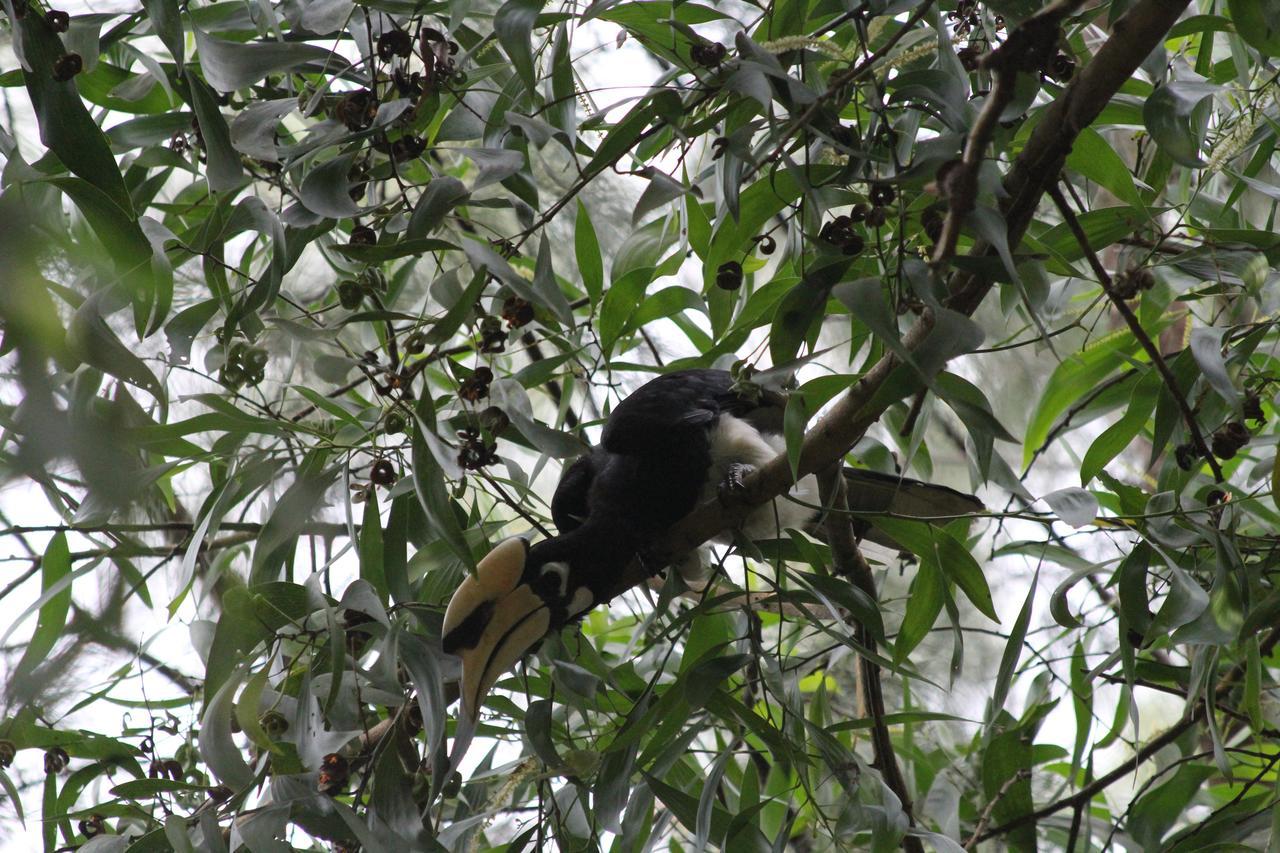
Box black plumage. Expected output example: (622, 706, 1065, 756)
(442, 368, 982, 725)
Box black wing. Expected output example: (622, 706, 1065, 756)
(550, 453, 596, 534)
(600, 369, 730, 456)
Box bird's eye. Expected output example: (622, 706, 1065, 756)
(538, 561, 569, 597)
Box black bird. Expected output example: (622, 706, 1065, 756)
(442, 368, 981, 726)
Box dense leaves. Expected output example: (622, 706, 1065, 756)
(1, 0, 1280, 850)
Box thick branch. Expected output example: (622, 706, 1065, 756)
(599, 0, 1192, 606)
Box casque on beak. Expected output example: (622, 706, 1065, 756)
(442, 537, 551, 723)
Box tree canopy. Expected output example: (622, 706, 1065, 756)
(2, 0, 1280, 849)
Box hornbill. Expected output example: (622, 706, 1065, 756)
(442, 368, 981, 729)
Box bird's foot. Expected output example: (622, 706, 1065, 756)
(718, 462, 755, 507)
(636, 546, 668, 577)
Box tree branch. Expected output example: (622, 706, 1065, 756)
(931, 0, 1087, 266)
(1046, 182, 1224, 482)
(596, 0, 1193, 608)
(818, 467, 923, 853)
(974, 624, 1280, 842)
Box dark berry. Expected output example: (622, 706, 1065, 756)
(44, 747, 69, 774)
(1211, 421, 1250, 459)
(1174, 442, 1197, 471)
(1111, 271, 1140, 300)
(78, 815, 106, 838)
(458, 366, 494, 402)
(377, 29, 413, 61)
(715, 260, 744, 291)
(869, 184, 896, 207)
(384, 413, 406, 435)
(865, 206, 888, 228)
(841, 234, 866, 256)
(390, 135, 425, 162)
(921, 207, 944, 242)
(1047, 54, 1076, 83)
(334, 89, 376, 131)
(690, 41, 727, 67)
(501, 296, 535, 329)
(338, 280, 363, 309)
(52, 53, 82, 82)
(46, 9, 69, 31)
(349, 225, 377, 246)
(480, 316, 507, 353)
(317, 753, 350, 794)
(370, 459, 396, 486)
(1243, 393, 1265, 424)
(755, 234, 776, 255)
(404, 331, 427, 354)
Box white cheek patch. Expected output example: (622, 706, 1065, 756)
(541, 561, 570, 597)
(567, 586, 594, 617)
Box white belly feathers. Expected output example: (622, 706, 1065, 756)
(702, 415, 819, 542)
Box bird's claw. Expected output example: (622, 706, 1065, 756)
(636, 547, 666, 577)
(718, 462, 754, 506)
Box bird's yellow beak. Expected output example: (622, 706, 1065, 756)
(442, 537, 550, 722)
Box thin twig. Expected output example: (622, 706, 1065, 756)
(759, 2, 936, 171)
(1047, 182, 1224, 482)
(974, 625, 1280, 843)
(965, 769, 1031, 849)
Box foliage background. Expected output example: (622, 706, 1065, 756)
(1, 0, 1280, 849)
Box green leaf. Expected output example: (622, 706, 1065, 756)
(299, 151, 362, 218)
(1066, 128, 1146, 208)
(696, 751, 733, 853)
(1189, 326, 1240, 412)
(1128, 763, 1215, 850)
(199, 666, 255, 788)
(67, 294, 167, 415)
(13, 533, 72, 682)
(575, 200, 604, 305)
(233, 666, 280, 755)
(644, 773, 735, 848)
(205, 582, 314, 708)
(876, 518, 997, 622)
(142, 0, 184, 67)
(406, 177, 469, 239)
(989, 570, 1036, 720)
(411, 391, 473, 569)
(16, 13, 135, 215)
(895, 560, 944, 663)
(1143, 80, 1217, 167)
(185, 74, 244, 192)
(193, 27, 339, 92)
(1081, 368, 1160, 484)
(494, 0, 544, 94)
(1227, 0, 1280, 56)
(1024, 331, 1142, 466)
(1041, 487, 1099, 528)
(360, 493, 386, 597)
(249, 448, 338, 584)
